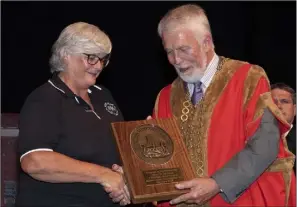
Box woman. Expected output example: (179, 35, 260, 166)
(17, 22, 130, 207)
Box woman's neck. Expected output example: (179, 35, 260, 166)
(58, 72, 88, 98)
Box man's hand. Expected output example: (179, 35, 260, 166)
(147, 115, 152, 120)
(170, 178, 220, 205)
(105, 164, 131, 206)
(99, 166, 130, 206)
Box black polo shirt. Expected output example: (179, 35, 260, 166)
(17, 73, 124, 207)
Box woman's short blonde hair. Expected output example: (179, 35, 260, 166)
(49, 22, 112, 73)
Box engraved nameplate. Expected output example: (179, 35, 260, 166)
(143, 168, 183, 185)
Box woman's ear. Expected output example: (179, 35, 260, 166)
(63, 54, 70, 67)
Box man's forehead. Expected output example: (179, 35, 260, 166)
(163, 27, 196, 39)
(272, 89, 293, 99)
(272, 88, 292, 95)
(162, 29, 197, 47)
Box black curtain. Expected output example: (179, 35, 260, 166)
(2, 1, 296, 121)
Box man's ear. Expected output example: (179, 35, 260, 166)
(202, 34, 213, 52)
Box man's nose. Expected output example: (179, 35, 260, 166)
(173, 51, 182, 65)
(275, 100, 283, 109)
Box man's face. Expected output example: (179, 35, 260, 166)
(272, 88, 296, 124)
(162, 28, 208, 83)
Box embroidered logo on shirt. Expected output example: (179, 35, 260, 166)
(104, 102, 119, 116)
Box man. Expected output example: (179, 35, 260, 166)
(152, 4, 296, 207)
(271, 83, 296, 172)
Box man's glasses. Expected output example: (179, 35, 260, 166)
(83, 53, 111, 67)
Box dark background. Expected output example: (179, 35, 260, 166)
(2, 1, 296, 121)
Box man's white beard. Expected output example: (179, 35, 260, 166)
(176, 67, 204, 83)
(175, 54, 207, 84)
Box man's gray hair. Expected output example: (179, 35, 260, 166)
(158, 4, 214, 45)
(49, 22, 112, 73)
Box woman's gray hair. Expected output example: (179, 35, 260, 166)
(49, 22, 112, 73)
(158, 4, 214, 46)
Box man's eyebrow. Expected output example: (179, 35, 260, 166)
(165, 46, 190, 51)
(179, 46, 190, 49)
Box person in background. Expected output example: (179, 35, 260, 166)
(271, 82, 296, 173)
(17, 22, 130, 207)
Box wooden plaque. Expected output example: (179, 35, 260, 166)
(111, 117, 196, 204)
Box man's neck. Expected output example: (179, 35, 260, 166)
(206, 50, 215, 68)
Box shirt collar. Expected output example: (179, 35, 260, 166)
(200, 53, 219, 88)
(48, 72, 93, 98)
(185, 53, 219, 93)
(284, 124, 294, 138)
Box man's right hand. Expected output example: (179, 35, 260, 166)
(111, 164, 131, 204)
(99, 168, 123, 189)
(99, 169, 130, 205)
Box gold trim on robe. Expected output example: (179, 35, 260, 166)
(170, 57, 248, 207)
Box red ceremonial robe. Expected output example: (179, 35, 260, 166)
(152, 57, 296, 207)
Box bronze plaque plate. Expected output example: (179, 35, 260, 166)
(130, 124, 174, 165)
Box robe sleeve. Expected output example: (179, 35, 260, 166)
(212, 66, 290, 203)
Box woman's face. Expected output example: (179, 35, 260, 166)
(64, 52, 108, 89)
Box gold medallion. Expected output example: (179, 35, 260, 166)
(130, 124, 174, 165)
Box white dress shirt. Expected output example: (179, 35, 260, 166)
(284, 124, 294, 138)
(187, 54, 219, 96)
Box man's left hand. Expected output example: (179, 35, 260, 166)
(170, 177, 220, 205)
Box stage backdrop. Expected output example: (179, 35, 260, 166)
(2, 1, 296, 121)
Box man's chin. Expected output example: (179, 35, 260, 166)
(179, 74, 202, 83)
